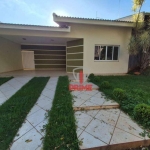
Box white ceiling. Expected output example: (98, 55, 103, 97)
(1, 35, 78, 45)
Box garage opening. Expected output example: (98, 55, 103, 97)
(21, 45, 66, 70)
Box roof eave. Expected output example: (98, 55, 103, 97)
(53, 15, 134, 28)
(0, 23, 71, 32)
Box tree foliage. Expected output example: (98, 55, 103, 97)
(128, 0, 150, 72)
(132, 0, 145, 12)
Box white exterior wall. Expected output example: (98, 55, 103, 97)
(0, 23, 132, 74)
(0, 37, 22, 73)
(69, 24, 131, 74)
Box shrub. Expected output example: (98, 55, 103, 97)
(134, 103, 150, 127)
(88, 73, 94, 80)
(88, 73, 95, 82)
(121, 94, 139, 116)
(100, 81, 111, 89)
(93, 76, 100, 82)
(113, 88, 126, 101)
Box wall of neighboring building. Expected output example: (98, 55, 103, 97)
(0, 37, 22, 73)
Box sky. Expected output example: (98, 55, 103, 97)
(0, 0, 150, 26)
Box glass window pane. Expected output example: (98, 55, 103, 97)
(94, 46, 100, 60)
(107, 46, 113, 60)
(100, 46, 106, 60)
(113, 47, 119, 60)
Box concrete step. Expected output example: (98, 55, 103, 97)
(73, 104, 120, 111)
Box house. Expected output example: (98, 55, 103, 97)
(0, 13, 134, 74)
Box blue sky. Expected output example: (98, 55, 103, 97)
(0, 0, 150, 26)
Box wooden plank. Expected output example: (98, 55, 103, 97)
(73, 105, 120, 111)
(82, 139, 150, 150)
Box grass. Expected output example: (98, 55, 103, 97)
(90, 75, 150, 98)
(0, 77, 49, 150)
(89, 75, 150, 128)
(0, 77, 13, 86)
(43, 76, 79, 150)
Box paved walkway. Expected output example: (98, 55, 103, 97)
(1, 75, 149, 149)
(0, 77, 32, 105)
(72, 90, 118, 108)
(71, 81, 150, 149)
(10, 77, 58, 150)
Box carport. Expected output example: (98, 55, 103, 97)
(0, 23, 83, 73)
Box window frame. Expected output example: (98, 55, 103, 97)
(94, 44, 120, 62)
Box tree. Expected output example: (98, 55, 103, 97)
(128, 0, 150, 73)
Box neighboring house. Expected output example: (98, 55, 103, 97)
(0, 13, 134, 74)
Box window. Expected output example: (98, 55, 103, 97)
(94, 45, 119, 61)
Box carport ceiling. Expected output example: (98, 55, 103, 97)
(1, 35, 78, 45)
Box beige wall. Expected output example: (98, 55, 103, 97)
(68, 24, 132, 74)
(0, 37, 22, 73)
(0, 24, 132, 74)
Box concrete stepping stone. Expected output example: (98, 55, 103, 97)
(10, 77, 58, 150)
(75, 109, 150, 150)
(71, 83, 119, 111)
(0, 77, 32, 105)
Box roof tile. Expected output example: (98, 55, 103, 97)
(53, 13, 134, 23)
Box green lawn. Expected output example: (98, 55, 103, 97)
(0, 77, 49, 150)
(43, 76, 79, 150)
(93, 75, 150, 99)
(89, 75, 150, 129)
(0, 77, 13, 86)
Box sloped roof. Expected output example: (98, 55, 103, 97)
(117, 12, 150, 21)
(53, 13, 134, 27)
(53, 13, 134, 23)
(0, 22, 63, 28)
(0, 22, 70, 32)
